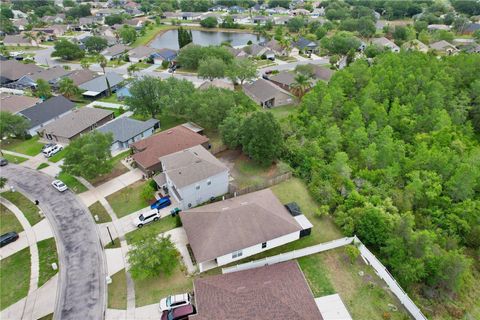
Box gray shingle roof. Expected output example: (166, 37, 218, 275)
(243, 78, 292, 103)
(20, 95, 75, 129)
(0, 60, 42, 82)
(79, 72, 124, 93)
(101, 44, 131, 57)
(97, 117, 158, 143)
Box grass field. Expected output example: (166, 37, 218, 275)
(47, 149, 66, 163)
(99, 93, 121, 103)
(0, 247, 30, 310)
(0, 203, 23, 234)
(57, 172, 88, 194)
(2, 153, 28, 164)
(267, 104, 298, 120)
(125, 216, 179, 245)
(93, 105, 126, 118)
(0, 191, 42, 226)
(89, 201, 112, 224)
(36, 163, 49, 170)
(106, 181, 151, 218)
(131, 112, 185, 131)
(37, 238, 58, 287)
(0, 136, 43, 156)
(108, 269, 127, 309)
(133, 25, 174, 47)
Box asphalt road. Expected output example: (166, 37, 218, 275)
(1, 165, 106, 320)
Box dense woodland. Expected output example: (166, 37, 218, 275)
(282, 52, 480, 316)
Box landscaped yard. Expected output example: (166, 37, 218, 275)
(36, 163, 49, 170)
(2, 153, 28, 164)
(253, 59, 276, 68)
(0, 203, 23, 234)
(93, 105, 126, 118)
(37, 238, 58, 287)
(88, 201, 112, 224)
(131, 62, 151, 70)
(0, 247, 30, 310)
(0, 191, 43, 226)
(298, 248, 407, 320)
(87, 150, 130, 186)
(125, 216, 179, 245)
(267, 104, 298, 120)
(107, 59, 126, 68)
(57, 172, 88, 194)
(131, 112, 185, 131)
(106, 181, 152, 218)
(0, 136, 43, 156)
(108, 269, 127, 309)
(47, 149, 66, 163)
(99, 93, 121, 103)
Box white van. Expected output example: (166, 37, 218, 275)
(43, 145, 63, 158)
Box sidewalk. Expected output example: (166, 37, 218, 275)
(1, 149, 33, 159)
(106, 303, 160, 320)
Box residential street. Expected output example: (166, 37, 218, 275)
(1, 165, 106, 320)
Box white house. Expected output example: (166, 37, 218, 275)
(154, 145, 229, 210)
(180, 189, 313, 272)
(371, 37, 400, 52)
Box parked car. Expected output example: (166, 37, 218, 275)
(132, 211, 160, 228)
(51, 180, 68, 192)
(42, 143, 56, 151)
(150, 197, 171, 210)
(161, 304, 196, 320)
(43, 145, 63, 158)
(0, 157, 8, 166)
(0, 232, 19, 247)
(159, 293, 192, 312)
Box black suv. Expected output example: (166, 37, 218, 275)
(0, 232, 19, 247)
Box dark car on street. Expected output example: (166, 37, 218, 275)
(161, 304, 196, 320)
(0, 157, 8, 166)
(0, 232, 19, 247)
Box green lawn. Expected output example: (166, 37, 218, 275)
(108, 269, 127, 309)
(131, 112, 185, 131)
(106, 181, 152, 218)
(267, 104, 298, 120)
(99, 93, 121, 103)
(0, 191, 42, 226)
(88, 201, 112, 224)
(0, 136, 43, 156)
(125, 216, 179, 245)
(2, 153, 28, 164)
(87, 150, 130, 186)
(0, 203, 23, 234)
(105, 239, 121, 249)
(297, 253, 335, 297)
(133, 25, 174, 47)
(48, 149, 66, 163)
(107, 60, 127, 68)
(37, 238, 58, 287)
(93, 105, 126, 118)
(0, 247, 30, 310)
(131, 62, 151, 70)
(36, 163, 49, 170)
(57, 172, 88, 194)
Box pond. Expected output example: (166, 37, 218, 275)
(149, 29, 265, 50)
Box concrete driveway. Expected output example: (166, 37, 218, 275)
(1, 165, 106, 320)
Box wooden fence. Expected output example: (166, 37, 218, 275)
(226, 171, 292, 198)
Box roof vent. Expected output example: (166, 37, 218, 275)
(284, 202, 302, 216)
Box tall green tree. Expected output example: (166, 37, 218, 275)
(0, 112, 30, 138)
(35, 79, 52, 99)
(197, 57, 227, 81)
(177, 27, 193, 48)
(84, 36, 108, 53)
(58, 78, 80, 100)
(226, 58, 257, 85)
(51, 39, 85, 60)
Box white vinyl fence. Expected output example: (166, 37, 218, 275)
(222, 235, 428, 320)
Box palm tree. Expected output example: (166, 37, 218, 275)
(97, 55, 112, 96)
(291, 73, 312, 99)
(58, 78, 80, 100)
(279, 38, 292, 56)
(80, 58, 91, 70)
(23, 32, 37, 46)
(127, 63, 139, 77)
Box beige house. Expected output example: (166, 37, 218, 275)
(243, 78, 294, 108)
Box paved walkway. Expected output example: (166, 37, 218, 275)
(106, 303, 160, 320)
(1, 149, 33, 159)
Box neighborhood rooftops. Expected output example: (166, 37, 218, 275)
(20, 95, 75, 129)
(101, 43, 131, 57)
(62, 69, 99, 86)
(97, 117, 159, 143)
(0, 94, 41, 114)
(0, 60, 42, 83)
(160, 145, 228, 189)
(180, 188, 303, 264)
(18, 66, 72, 84)
(40, 107, 114, 139)
(3, 34, 33, 45)
(191, 261, 323, 320)
(79, 72, 124, 95)
(243, 78, 293, 102)
(127, 45, 158, 59)
(131, 125, 209, 171)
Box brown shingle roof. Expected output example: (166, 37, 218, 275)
(131, 125, 209, 171)
(0, 60, 42, 82)
(180, 189, 302, 263)
(191, 261, 323, 320)
(64, 69, 99, 86)
(0, 94, 41, 114)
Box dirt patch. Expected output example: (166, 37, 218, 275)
(90, 162, 129, 187)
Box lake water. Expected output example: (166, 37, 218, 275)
(149, 29, 265, 50)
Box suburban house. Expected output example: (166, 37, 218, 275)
(78, 16, 97, 30)
(252, 15, 272, 25)
(462, 23, 480, 35)
(0, 60, 42, 85)
(153, 145, 229, 209)
(101, 44, 131, 60)
(0, 94, 41, 114)
(180, 188, 313, 272)
(2, 34, 37, 47)
(33, 25, 68, 39)
(127, 46, 158, 63)
(243, 78, 294, 108)
(191, 261, 323, 320)
(97, 117, 159, 152)
(427, 24, 450, 31)
(13, 66, 72, 89)
(293, 37, 319, 54)
(262, 39, 288, 56)
(53, 69, 99, 88)
(371, 37, 400, 52)
(181, 12, 203, 20)
(79, 72, 124, 98)
(19, 95, 75, 136)
(38, 107, 114, 144)
(131, 124, 210, 175)
(151, 48, 177, 65)
(402, 39, 429, 53)
(429, 40, 459, 55)
(12, 18, 28, 31)
(268, 68, 333, 91)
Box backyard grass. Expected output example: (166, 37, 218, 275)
(0, 191, 42, 226)
(93, 105, 126, 118)
(87, 150, 130, 186)
(47, 149, 66, 163)
(125, 216, 179, 245)
(106, 181, 150, 218)
(267, 104, 298, 120)
(253, 59, 276, 68)
(131, 62, 151, 70)
(37, 238, 58, 287)
(2, 153, 28, 164)
(299, 248, 407, 320)
(36, 163, 49, 170)
(108, 269, 127, 309)
(88, 201, 112, 224)
(0, 136, 43, 156)
(99, 93, 121, 103)
(57, 172, 88, 194)
(131, 112, 185, 131)
(0, 203, 23, 234)
(0, 247, 30, 310)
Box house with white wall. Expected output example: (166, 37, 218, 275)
(154, 145, 229, 210)
(180, 188, 313, 272)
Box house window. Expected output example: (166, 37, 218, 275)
(232, 250, 243, 259)
(195, 184, 200, 190)
(262, 242, 267, 249)
(207, 180, 211, 186)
